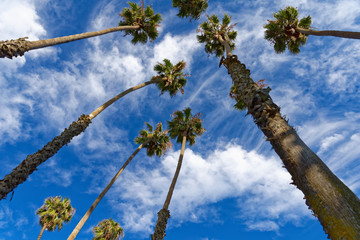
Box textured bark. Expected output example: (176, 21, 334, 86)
(151, 136, 186, 240)
(223, 55, 360, 239)
(297, 27, 360, 39)
(37, 225, 46, 240)
(151, 209, 171, 240)
(0, 115, 91, 200)
(67, 143, 145, 240)
(0, 26, 139, 59)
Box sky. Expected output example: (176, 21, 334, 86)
(0, 0, 360, 239)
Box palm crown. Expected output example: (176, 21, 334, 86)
(36, 196, 75, 231)
(197, 14, 237, 57)
(264, 6, 312, 54)
(167, 107, 204, 146)
(152, 59, 188, 97)
(135, 122, 172, 157)
(92, 218, 124, 240)
(172, 0, 208, 21)
(119, 1, 162, 44)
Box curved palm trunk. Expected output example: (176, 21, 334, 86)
(0, 78, 163, 200)
(37, 225, 46, 240)
(297, 27, 360, 39)
(0, 25, 140, 59)
(151, 136, 186, 240)
(221, 49, 360, 238)
(67, 143, 146, 240)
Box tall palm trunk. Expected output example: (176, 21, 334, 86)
(0, 78, 163, 200)
(37, 225, 46, 240)
(296, 27, 360, 39)
(67, 142, 146, 240)
(0, 26, 140, 59)
(221, 50, 360, 239)
(151, 136, 186, 240)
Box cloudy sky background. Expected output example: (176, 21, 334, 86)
(0, 0, 360, 239)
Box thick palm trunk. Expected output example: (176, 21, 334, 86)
(151, 136, 186, 240)
(0, 78, 163, 200)
(297, 27, 360, 39)
(222, 54, 360, 239)
(37, 225, 46, 240)
(0, 25, 140, 59)
(67, 143, 146, 240)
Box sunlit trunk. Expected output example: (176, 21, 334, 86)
(37, 225, 46, 240)
(297, 27, 360, 39)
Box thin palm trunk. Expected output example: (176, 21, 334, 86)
(37, 225, 46, 240)
(0, 26, 140, 59)
(297, 27, 360, 39)
(0, 78, 163, 200)
(67, 143, 146, 240)
(151, 136, 187, 240)
(220, 39, 360, 239)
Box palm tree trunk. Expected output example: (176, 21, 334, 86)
(67, 142, 146, 240)
(222, 54, 360, 239)
(0, 25, 140, 59)
(37, 225, 46, 240)
(297, 27, 360, 39)
(0, 78, 164, 200)
(151, 136, 187, 240)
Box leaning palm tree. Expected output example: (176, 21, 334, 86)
(197, 14, 360, 239)
(0, 59, 187, 200)
(151, 108, 204, 240)
(0, 1, 161, 59)
(36, 196, 75, 240)
(172, 0, 208, 21)
(67, 122, 171, 240)
(92, 218, 124, 240)
(264, 6, 360, 54)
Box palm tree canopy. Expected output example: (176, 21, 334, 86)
(197, 14, 237, 58)
(119, 1, 162, 44)
(92, 218, 124, 240)
(167, 107, 205, 146)
(172, 0, 208, 21)
(135, 122, 172, 157)
(152, 59, 188, 97)
(36, 196, 75, 231)
(264, 6, 312, 54)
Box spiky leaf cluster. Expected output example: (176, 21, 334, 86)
(135, 122, 172, 157)
(197, 14, 237, 58)
(119, 1, 162, 44)
(152, 59, 188, 97)
(172, 0, 208, 21)
(229, 84, 247, 111)
(264, 6, 312, 54)
(36, 196, 75, 231)
(167, 108, 205, 146)
(92, 218, 124, 240)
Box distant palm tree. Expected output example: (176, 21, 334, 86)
(151, 108, 204, 240)
(92, 218, 124, 240)
(36, 196, 75, 240)
(0, 1, 161, 59)
(0, 59, 188, 201)
(197, 13, 360, 239)
(67, 122, 171, 240)
(264, 6, 360, 54)
(172, 0, 208, 21)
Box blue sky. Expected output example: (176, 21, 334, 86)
(0, 0, 360, 239)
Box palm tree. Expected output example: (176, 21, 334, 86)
(172, 0, 208, 21)
(0, 1, 161, 59)
(151, 108, 204, 240)
(67, 122, 171, 240)
(36, 196, 75, 240)
(197, 14, 360, 239)
(264, 6, 360, 54)
(0, 59, 187, 200)
(92, 219, 124, 240)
